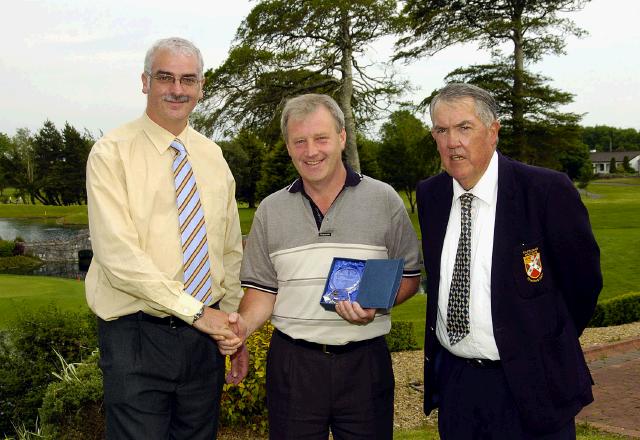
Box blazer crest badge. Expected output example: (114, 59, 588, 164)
(523, 247, 543, 282)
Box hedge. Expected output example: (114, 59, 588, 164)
(588, 292, 640, 327)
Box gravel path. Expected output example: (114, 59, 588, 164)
(218, 321, 640, 438)
(392, 321, 640, 431)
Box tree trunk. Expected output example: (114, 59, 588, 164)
(338, 10, 361, 172)
(511, 1, 528, 162)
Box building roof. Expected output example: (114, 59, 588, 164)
(590, 151, 640, 162)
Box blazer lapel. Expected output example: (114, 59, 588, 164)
(491, 153, 517, 296)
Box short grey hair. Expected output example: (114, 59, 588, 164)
(430, 83, 499, 127)
(281, 94, 345, 142)
(144, 37, 204, 78)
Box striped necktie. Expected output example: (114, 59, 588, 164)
(447, 192, 474, 345)
(170, 139, 213, 304)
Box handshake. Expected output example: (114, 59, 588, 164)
(192, 308, 249, 385)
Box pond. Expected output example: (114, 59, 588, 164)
(0, 218, 87, 242)
(0, 218, 91, 279)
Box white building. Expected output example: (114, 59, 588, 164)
(590, 151, 640, 174)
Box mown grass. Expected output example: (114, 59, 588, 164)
(583, 181, 640, 301)
(0, 274, 88, 329)
(0, 204, 88, 225)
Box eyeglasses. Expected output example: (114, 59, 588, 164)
(147, 72, 201, 88)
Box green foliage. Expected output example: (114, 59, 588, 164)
(622, 156, 636, 173)
(356, 133, 381, 180)
(377, 110, 439, 212)
(220, 130, 266, 208)
(0, 239, 14, 257)
(220, 322, 273, 436)
(0, 122, 92, 207)
(0, 305, 97, 436)
(397, 0, 588, 63)
(581, 125, 640, 152)
(38, 350, 104, 440)
(608, 157, 618, 174)
(397, 0, 588, 163)
(385, 320, 420, 352)
(588, 293, 640, 327)
(0, 256, 43, 273)
(255, 141, 298, 200)
(199, 0, 405, 170)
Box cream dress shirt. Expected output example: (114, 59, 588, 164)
(85, 113, 243, 324)
(436, 150, 500, 360)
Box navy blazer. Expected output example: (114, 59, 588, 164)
(416, 153, 602, 434)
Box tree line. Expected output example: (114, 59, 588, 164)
(0, 121, 93, 205)
(3, 117, 636, 210)
(2, 1, 640, 208)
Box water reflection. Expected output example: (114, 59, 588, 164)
(0, 218, 85, 242)
(3, 260, 88, 280)
(0, 218, 91, 279)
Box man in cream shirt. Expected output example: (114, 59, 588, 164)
(86, 37, 245, 439)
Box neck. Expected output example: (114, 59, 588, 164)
(146, 111, 188, 136)
(302, 165, 347, 214)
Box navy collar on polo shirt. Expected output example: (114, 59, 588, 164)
(287, 164, 363, 230)
(286, 164, 363, 194)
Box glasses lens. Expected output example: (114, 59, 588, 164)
(180, 77, 199, 87)
(154, 74, 175, 84)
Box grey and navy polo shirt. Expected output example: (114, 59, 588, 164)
(240, 168, 422, 345)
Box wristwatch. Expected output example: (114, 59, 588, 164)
(192, 305, 206, 324)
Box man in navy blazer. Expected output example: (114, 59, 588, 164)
(416, 83, 602, 439)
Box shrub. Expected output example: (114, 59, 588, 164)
(588, 293, 640, 327)
(0, 306, 98, 437)
(0, 240, 14, 258)
(0, 256, 43, 273)
(385, 320, 420, 352)
(219, 322, 273, 436)
(39, 350, 104, 440)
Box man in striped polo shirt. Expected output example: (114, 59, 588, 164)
(225, 94, 422, 439)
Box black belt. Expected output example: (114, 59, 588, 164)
(122, 301, 220, 329)
(275, 329, 382, 355)
(464, 357, 501, 369)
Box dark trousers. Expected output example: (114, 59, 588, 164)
(437, 349, 576, 440)
(98, 314, 225, 440)
(266, 330, 394, 440)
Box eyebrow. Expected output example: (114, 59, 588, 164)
(433, 120, 475, 130)
(155, 70, 198, 77)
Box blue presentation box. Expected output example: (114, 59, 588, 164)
(320, 257, 404, 310)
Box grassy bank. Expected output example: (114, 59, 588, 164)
(0, 275, 88, 329)
(583, 179, 640, 301)
(0, 204, 88, 225)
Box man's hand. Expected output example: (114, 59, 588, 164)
(225, 343, 249, 385)
(192, 308, 242, 350)
(335, 301, 376, 325)
(217, 312, 247, 355)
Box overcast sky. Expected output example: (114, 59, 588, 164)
(1, 0, 639, 139)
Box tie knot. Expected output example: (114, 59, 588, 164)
(170, 139, 186, 156)
(459, 192, 474, 211)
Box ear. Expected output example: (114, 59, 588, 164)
(339, 128, 346, 151)
(141, 73, 149, 94)
(488, 120, 500, 144)
(199, 77, 205, 100)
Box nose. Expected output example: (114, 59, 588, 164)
(169, 78, 186, 94)
(446, 131, 460, 150)
(305, 140, 319, 157)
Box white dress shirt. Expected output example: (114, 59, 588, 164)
(436, 150, 500, 359)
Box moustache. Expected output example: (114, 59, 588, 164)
(163, 95, 189, 103)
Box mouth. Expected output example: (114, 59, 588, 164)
(163, 95, 189, 104)
(304, 159, 323, 166)
(450, 154, 465, 161)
